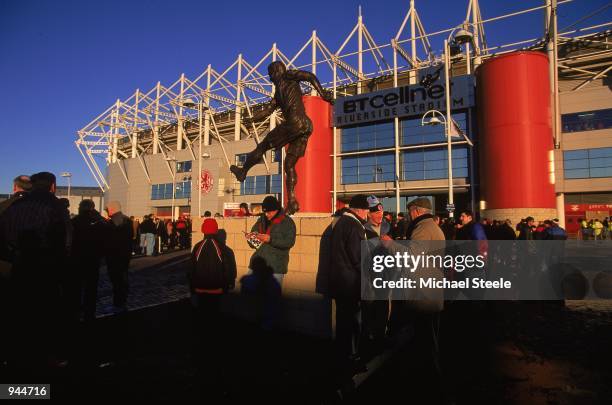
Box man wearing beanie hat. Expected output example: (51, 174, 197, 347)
(190, 218, 237, 367)
(243, 196, 295, 331)
(328, 194, 370, 374)
(190, 218, 237, 295)
(246, 196, 296, 283)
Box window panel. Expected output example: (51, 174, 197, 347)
(235, 153, 248, 167)
(588, 148, 612, 159)
(563, 147, 612, 179)
(270, 174, 282, 193)
(589, 157, 612, 168)
(563, 159, 588, 170)
(341, 120, 395, 152)
(565, 168, 590, 179)
(341, 153, 396, 184)
(402, 146, 469, 181)
(402, 112, 467, 146)
(425, 169, 446, 179)
(590, 167, 612, 178)
(564, 150, 588, 160)
(562, 109, 612, 133)
(176, 161, 192, 173)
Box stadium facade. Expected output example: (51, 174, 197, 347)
(76, 0, 612, 233)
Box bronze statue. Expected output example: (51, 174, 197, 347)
(230, 61, 333, 215)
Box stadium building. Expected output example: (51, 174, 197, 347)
(76, 0, 612, 233)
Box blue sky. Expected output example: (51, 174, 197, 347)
(0, 0, 609, 193)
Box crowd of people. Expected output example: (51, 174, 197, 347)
(578, 217, 611, 240)
(0, 171, 591, 396)
(377, 210, 569, 242)
(130, 214, 192, 256)
(0, 173, 138, 375)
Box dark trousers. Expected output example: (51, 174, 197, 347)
(179, 230, 189, 249)
(361, 300, 389, 359)
(192, 293, 223, 366)
(81, 262, 100, 321)
(9, 279, 61, 374)
(412, 313, 441, 377)
(106, 255, 130, 307)
(334, 298, 361, 360)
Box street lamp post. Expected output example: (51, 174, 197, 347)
(198, 100, 203, 218)
(60, 172, 72, 200)
(180, 97, 213, 218)
(444, 38, 454, 218)
(421, 110, 454, 216)
(419, 24, 474, 218)
(165, 157, 177, 221)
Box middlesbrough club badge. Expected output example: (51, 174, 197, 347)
(200, 170, 214, 194)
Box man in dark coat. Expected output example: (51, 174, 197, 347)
(246, 196, 296, 281)
(394, 212, 409, 240)
(71, 199, 108, 322)
(0, 172, 70, 373)
(329, 194, 370, 375)
(139, 214, 156, 256)
(175, 216, 189, 249)
(362, 195, 393, 360)
(189, 218, 237, 384)
(104, 201, 133, 310)
(0, 175, 31, 366)
(245, 196, 296, 331)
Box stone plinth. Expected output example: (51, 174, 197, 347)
(193, 216, 333, 338)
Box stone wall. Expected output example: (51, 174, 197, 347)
(192, 216, 334, 338)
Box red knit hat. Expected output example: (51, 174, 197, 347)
(201, 218, 218, 235)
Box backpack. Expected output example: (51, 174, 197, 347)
(192, 238, 227, 290)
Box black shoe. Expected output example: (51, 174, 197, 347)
(349, 355, 368, 375)
(230, 165, 246, 182)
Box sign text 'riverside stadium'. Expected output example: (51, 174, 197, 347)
(333, 75, 475, 127)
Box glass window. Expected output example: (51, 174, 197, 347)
(151, 183, 176, 200)
(401, 113, 467, 146)
(562, 109, 612, 133)
(175, 181, 192, 199)
(235, 153, 248, 167)
(564, 147, 612, 179)
(270, 174, 282, 193)
(341, 120, 394, 152)
(341, 153, 396, 184)
(254, 175, 267, 195)
(272, 150, 282, 162)
(240, 175, 280, 195)
(402, 146, 469, 181)
(176, 161, 192, 173)
(241, 176, 255, 195)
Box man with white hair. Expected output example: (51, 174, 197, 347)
(104, 201, 133, 311)
(0, 175, 31, 216)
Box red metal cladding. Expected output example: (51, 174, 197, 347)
(477, 51, 556, 209)
(284, 95, 333, 213)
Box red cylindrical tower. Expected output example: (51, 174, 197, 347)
(284, 95, 333, 213)
(477, 51, 556, 222)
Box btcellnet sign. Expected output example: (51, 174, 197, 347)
(333, 74, 475, 127)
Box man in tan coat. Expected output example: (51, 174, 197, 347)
(404, 197, 448, 401)
(406, 197, 445, 241)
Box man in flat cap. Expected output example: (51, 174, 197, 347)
(328, 194, 370, 378)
